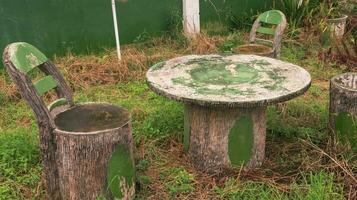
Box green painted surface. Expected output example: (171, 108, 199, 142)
(256, 27, 276, 35)
(147, 54, 311, 107)
(171, 57, 286, 95)
(0, 0, 271, 58)
(8, 42, 48, 73)
(34, 76, 58, 95)
(228, 115, 254, 166)
(107, 144, 135, 199)
(257, 10, 284, 25)
(335, 112, 357, 152)
(183, 105, 190, 152)
(189, 63, 259, 85)
(48, 98, 68, 111)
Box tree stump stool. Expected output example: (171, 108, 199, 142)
(234, 44, 275, 58)
(54, 103, 135, 200)
(147, 55, 311, 174)
(2, 42, 135, 200)
(329, 73, 357, 151)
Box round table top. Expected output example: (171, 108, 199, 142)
(146, 54, 311, 107)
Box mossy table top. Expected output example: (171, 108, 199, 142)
(147, 55, 311, 107)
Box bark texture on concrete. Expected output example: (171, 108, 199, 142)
(54, 104, 135, 200)
(3, 44, 73, 199)
(185, 104, 266, 173)
(3, 43, 135, 200)
(329, 73, 357, 130)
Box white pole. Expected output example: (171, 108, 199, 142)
(183, 0, 200, 37)
(111, 0, 121, 60)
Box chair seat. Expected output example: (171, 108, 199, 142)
(234, 44, 274, 57)
(54, 103, 130, 133)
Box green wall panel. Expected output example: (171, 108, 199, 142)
(0, 0, 271, 58)
(200, 0, 272, 24)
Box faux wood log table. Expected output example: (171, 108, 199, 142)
(147, 55, 311, 173)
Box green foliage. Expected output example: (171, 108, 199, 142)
(218, 33, 245, 53)
(0, 128, 41, 199)
(160, 167, 195, 195)
(227, 11, 257, 31)
(136, 159, 150, 172)
(215, 172, 344, 200)
(274, 0, 320, 37)
(138, 175, 151, 185)
(215, 178, 287, 200)
(134, 103, 183, 144)
(0, 129, 39, 178)
(166, 8, 183, 36)
(0, 92, 5, 106)
(267, 45, 330, 141)
(295, 171, 344, 200)
(133, 31, 152, 44)
(267, 97, 328, 141)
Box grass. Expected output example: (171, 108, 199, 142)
(0, 128, 42, 199)
(214, 171, 344, 200)
(0, 28, 356, 199)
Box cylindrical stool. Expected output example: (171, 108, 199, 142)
(234, 44, 275, 58)
(329, 73, 357, 151)
(53, 103, 135, 200)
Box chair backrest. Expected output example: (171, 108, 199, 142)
(249, 10, 287, 58)
(2, 42, 74, 127)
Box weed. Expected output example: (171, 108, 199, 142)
(294, 171, 345, 200)
(215, 171, 344, 200)
(160, 167, 195, 196)
(136, 159, 150, 172)
(218, 32, 246, 53)
(0, 128, 41, 200)
(273, 0, 320, 39)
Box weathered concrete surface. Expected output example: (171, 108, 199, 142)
(147, 55, 311, 107)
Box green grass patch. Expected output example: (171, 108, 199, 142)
(0, 128, 41, 200)
(215, 171, 344, 200)
(159, 167, 195, 196)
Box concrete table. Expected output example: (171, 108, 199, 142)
(146, 55, 311, 173)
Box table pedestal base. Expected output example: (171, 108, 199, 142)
(184, 104, 266, 173)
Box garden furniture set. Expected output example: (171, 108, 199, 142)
(2, 9, 356, 200)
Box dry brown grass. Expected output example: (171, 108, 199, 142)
(51, 32, 223, 90)
(135, 136, 356, 200)
(1, 32, 222, 102)
(0, 76, 19, 100)
(185, 33, 223, 55)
